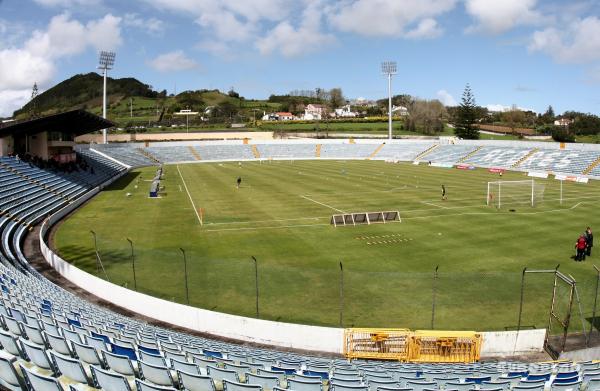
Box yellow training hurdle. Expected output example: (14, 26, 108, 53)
(343, 329, 411, 361)
(344, 329, 482, 363)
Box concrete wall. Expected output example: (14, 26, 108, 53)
(480, 329, 546, 356)
(560, 346, 600, 361)
(29, 132, 48, 159)
(0, 136, 13, 156)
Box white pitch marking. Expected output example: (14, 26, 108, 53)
(403, 202, 583, 221)
(178, 185, 182, 192)
(176, 164, 203, 225)
(421, 201, 449, 209)
(203, 223, 330, 232)
(206, 216, 325, 226)
(300, 195, 346, 213)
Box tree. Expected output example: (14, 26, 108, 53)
(406, 99, 446, 135)
(540, 105, 555, 125)
(29, 82, 40, 119)
(329, 88, 345, 109)
(454, 84, 479, 139)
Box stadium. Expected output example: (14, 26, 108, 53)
(1, 108, 600, 389)
(3, 2, 600, 389)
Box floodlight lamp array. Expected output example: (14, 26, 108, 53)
(98, 51, 116, 69)
(381, 61, 397, 75)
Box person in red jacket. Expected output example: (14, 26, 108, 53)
(576, 234, 587, 261)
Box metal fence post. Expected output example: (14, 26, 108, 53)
(252, 256, 259, 318)
(339, 261, 344, 328)
(431, 265, 439, 329)
(517, 267, 527, 331)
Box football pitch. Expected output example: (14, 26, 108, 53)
(54, 160, 600, 331)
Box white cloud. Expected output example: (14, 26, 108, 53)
(33, 0, 102, 7)
(123, 13, 165, 35)
(436, 90, 457, 106)
(0, 13, 122, 117)
(195, 10, 256, 43)
(529, 17, 600, 64)
(486, 104, 535, 112)
(465, 0, 544, 34)
(0, 49, 55, 90)
(148, 50, 199, 72)
(0, 89, 32, 117)
(85, 14, 122, 50)
(25, 13, 121, 59)
(405, 18, 443, 39)
(256, 0, 335, 57)
(328, 0, 456, 38)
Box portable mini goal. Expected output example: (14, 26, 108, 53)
(331, 211, 401, 227)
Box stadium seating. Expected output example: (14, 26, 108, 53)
(319, 144, 380, 159)
(418, 145, 478, 164)
(3, 144, 600, 390)
(517, 150, 600, 176)
(256, 144, 317, 160)
(89, 144, 157, 167)
(462, 147, 534, 168)
(376, 143, 434, 161)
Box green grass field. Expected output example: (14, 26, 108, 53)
(54, 161, 600, 332)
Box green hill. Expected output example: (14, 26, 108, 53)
(12, 73, 286, 128)
(14, 73, 160, 119)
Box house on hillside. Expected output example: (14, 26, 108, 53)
(302, 104, 325, 120)
(392, 105, 409, 116)
(334, 105, 357, 118)
(261, 112, 294, 121)
(554, 118, 573, 127)
(276, 112, 294, 121)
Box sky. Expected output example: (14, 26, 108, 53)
(2, 0, 600, 117)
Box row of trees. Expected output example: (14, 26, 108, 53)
(452, 83, 600, 141)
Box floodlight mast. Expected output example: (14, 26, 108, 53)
(381, 61, 397, 140)
(98, 51, 115, 144)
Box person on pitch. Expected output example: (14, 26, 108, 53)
(585, 227, 594, 257)
(236, 176, 242, 189)
(576, 234, 587, 262)
(441, 184, 447, 201)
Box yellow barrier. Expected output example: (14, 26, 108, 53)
(344, 329, 482, 363)
(344, 329, 411, 361)
(408, 330, 482, 363)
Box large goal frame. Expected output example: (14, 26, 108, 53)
(486, 179, 541, 208)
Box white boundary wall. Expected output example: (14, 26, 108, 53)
(37, 168, 546, 356)
(480, 329, 546, 356)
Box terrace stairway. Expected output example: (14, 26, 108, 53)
(315, 144, 321, 158)
(136, 148, 161, 164)
(584, 156, 600, 175)
(367, 143, 385, 159)
(456, 146, 483, 163)
(251, 145, 261, 158)
(414, 144, 439, 160)
(512, 148, 539, 168)
(188, 146, 202, 161)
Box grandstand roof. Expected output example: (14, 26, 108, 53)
(0, 109, 114, 138)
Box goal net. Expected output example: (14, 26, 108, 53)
(487, 179, 545, 208)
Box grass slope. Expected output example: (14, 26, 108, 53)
(54, 161, 599, 331)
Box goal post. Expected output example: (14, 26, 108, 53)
(487, 179, 545, 208)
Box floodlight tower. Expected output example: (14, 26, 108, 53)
(381, 61, 397, 140)
(98, 51, 116, 144)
